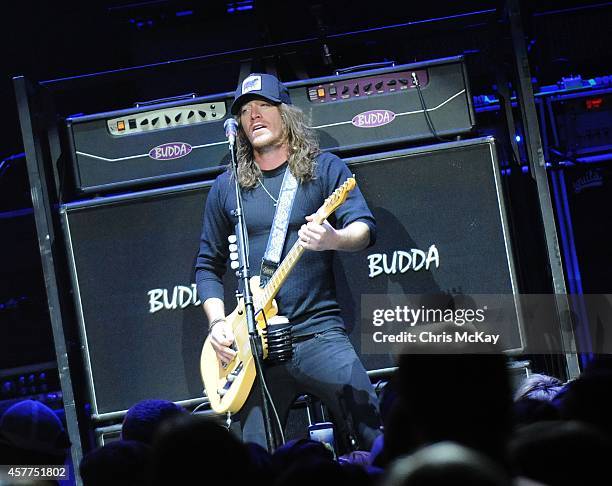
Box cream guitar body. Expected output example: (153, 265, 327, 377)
(200, 276, 277, 414)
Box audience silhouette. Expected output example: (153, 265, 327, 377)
(4, 352, 612, 485)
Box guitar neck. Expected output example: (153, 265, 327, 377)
(258, 177, 355, 310)
(261, 239, 305, 306)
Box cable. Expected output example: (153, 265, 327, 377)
(258, 310, 287, 445)
(191, 401, 209, 414)
(262, 370, 286, 444)
(411, 72, 453, 143)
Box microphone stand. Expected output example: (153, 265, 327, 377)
(227, 134, 277, 453)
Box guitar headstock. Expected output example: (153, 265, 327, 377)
(317, 177, 356, 220)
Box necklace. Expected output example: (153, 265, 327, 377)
(257, 177, 278, 206)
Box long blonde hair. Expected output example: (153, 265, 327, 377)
(235, 103, 320, 189)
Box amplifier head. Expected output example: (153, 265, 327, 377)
(65, 92, 233, 194)
(288, 56, 475, 153)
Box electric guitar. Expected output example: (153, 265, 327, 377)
(200, 177, 357, 414)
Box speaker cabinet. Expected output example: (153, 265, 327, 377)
(61, 182, 215, 418)
(337, 137, 524, 371)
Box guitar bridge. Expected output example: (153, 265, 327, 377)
(219, 361, 244, 396)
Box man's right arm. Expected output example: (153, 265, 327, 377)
(195, 177, 237, 365)
(203, 297, 236, 365)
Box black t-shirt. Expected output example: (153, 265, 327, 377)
(195, 152, 376, 336)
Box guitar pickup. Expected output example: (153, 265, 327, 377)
(224, 362, 243, 385)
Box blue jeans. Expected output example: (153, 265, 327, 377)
(238, 328, 382, 452)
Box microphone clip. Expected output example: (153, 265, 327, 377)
(224, 118, 239, 147)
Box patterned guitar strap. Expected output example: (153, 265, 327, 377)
(259, 168, 299, 287)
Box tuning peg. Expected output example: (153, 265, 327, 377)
(228, 234, 237, 243)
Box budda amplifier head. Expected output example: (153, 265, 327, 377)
(65, 56, 473, 195)
(65, 91, 234, 194)
(286, 55, 475, 153)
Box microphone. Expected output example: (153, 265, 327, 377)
(224, 118, 238, 146)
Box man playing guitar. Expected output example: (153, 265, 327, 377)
(195, 73, 381, 452)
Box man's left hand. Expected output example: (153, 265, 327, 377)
(298, 214, 338, 251)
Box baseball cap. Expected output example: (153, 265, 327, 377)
(231, 73, 292, 115)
